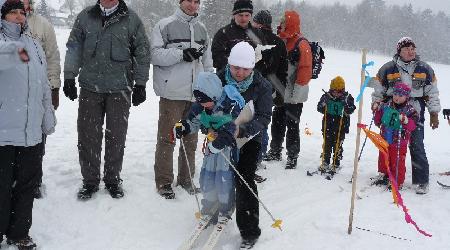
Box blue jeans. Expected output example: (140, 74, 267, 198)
(409, 124, 429, 184)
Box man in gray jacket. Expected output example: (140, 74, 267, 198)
(64, 0, 150, 200)
(0, 0, 56, 248)
(151, 0, 213, 199)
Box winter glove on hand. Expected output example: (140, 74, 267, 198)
(51, 88, 59, 110)
(430, 112, 439, 129)
(63, 79, 77, 101)
(183, 48, 203, 62)
(399, 114, 409, 125)
(132, 85, 146, 106)
(209, 130, 234, 153)
(173, 120, 191, 139)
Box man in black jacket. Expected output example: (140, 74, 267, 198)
(211, 0, 265, 71)
(252, 10, 288, 172)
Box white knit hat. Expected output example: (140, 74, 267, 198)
(228, 41, 256, 69)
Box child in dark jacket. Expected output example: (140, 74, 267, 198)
(174, 72, 246, 222)
(374, 82, 418, 188)
(317, 76, 356, 172)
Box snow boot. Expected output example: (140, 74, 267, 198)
(371, 174, 389, 186)
(77, 184, 99, 200)
(319, 163, 330, 173)
(7, 236, 36, 250)
(415, 183, 429, 195)
(106, 184, 125, 199)
(240, 236, 258, 249)
(285, 157, 297, 169)
(158, 184, 175, 199)
(262, 149, 282, 161)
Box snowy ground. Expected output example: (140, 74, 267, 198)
(2, 27, 449, 250)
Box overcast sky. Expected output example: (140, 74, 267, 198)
(264, 0, 449, 15)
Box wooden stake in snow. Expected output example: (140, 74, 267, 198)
(348, 49, 367, 235)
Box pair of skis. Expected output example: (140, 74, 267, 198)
(178, 213, 230, 250)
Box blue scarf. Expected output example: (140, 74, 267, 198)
(225, 65, 254, 93)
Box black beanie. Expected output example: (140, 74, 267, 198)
(233, 0, 253, 15)
(1, 0, 25, 19)
(253, 10, 272, 29)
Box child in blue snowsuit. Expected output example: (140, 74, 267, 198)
(174, 72, 245, 220)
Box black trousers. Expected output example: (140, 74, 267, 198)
(0, 143, 42, 240)
(77, 89, 131, 186)
(269, 103, 303, 158)
(235, 139, 261, 239)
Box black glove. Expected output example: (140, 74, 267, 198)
(183, 48, 203, 62)
(173, 120, 191, 139)
(132, 85, 146, 106)
(63, 79, 77, 101)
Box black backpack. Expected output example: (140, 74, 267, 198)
(288, 38, 325, 79)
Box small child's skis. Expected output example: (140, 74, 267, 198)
(200, 216, 230, 250)
(178, 207, 218, 250)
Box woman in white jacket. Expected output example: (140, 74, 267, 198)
(0, 0, 56, 248)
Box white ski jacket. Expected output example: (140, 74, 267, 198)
(151, 8, 214, 101)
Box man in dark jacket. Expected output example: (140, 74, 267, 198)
(252, 10, 288, 174)
(211, 0, 266, 71)
(63, 0, 150, 200)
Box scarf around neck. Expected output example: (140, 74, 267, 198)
(225, 65, 254, 93)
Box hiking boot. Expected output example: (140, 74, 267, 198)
(371, 174, 389, 186)
(415, 183, 429, 195)
(158, 184, 175, 199)
(7, 236, 37, 250)
(262, 149, 282, 161)
(105, 184, 125, 199)
(178, 182, 200, 195)
(285, 157, 297, 169)
(77, 184, 99, 200)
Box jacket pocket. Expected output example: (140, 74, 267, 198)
(111, 35, 130, 62)
(82, 31, 99, 60)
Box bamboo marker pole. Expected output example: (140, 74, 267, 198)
(348, 49, 368, 235)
